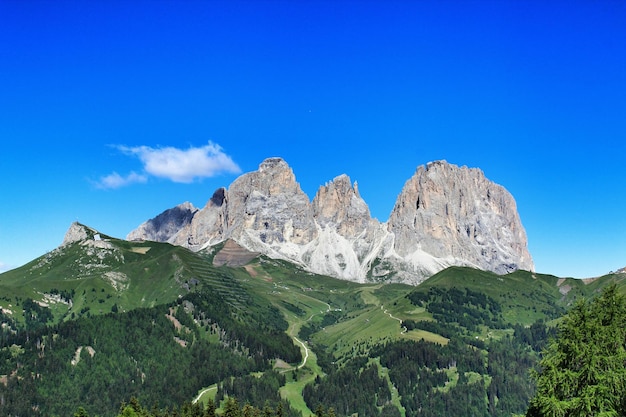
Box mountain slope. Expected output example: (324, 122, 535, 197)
(128, 158, 532, 284)
(0, 223, 243, 324)
(1, 225, 626, 417)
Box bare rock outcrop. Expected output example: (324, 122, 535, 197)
(387, 161, 533, 277)
(224, 157, 317, 251)
(63, 222, 92, 246)
(127, 202, 197, 243)
(127, 158, 534, 284)
(169, 189, 228, 249)
(313, 175, 371, 237)
(307, 174, 391, 280)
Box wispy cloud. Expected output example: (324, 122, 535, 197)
(95, 171, 148, 189)
(95, 141, 241, 189)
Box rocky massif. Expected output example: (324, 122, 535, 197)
(127, 158, 534, 284)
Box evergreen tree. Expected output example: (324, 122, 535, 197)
(223, 397, 242, 417)
(262, 401, 274, 417)
(204, 398, 217, 417)
(526, 284, 626, 417)
(242, 404, 256, 417)
(75, 407, 90, 417)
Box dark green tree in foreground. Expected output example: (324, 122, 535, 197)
(526, 284, 626, 417)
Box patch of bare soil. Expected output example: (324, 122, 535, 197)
(174, 336, 188, 348)
(71, 346, 95, 366)
(559, 284, 572, 295)
(213, 239, 259, 267)
(131, 247, 151, 254)
(244, 264, 258, 277)
(273, 359, 291, 369)
(166, 308, 183, 331)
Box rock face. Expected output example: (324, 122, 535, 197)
(385, 161, 533, 281)
(127, 158, 534, 284)
(308, 174, 391, 280)
(127, 202, 197, 243)
(63, 222, 93, 246)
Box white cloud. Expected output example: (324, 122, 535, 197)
(94, 141, 240, 189)
(95, 171, 148, 189)
(118, 141, 241, 183)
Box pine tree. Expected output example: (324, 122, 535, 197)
(526, 284, 626, 417)
(274, 401, 284, 417)
(74, 407, 90, 417)
(262, 401, 274, 417)
(242, 403, 256, 417)
(223, 397, 242, 417)
(204, 398, 217, 417)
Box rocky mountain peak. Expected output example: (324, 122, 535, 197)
(63, 222, 94, 246)
(127, 158, 533, 284)
(259, 157, 288, 172)
(226, 158, 316, 247)
(127, 202, 197, 243)
(312, 174, 372, 237)
(209, 188, 226, 207)
(241, 157, 301, 197)
(387, 160, 533, 275)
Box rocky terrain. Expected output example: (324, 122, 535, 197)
(127, 158, 534, 284)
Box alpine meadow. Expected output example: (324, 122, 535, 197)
(1, 159, 626, 417)
(2, 2, 626, 415)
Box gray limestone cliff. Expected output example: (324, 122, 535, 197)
(127, 202, 198, 243)
(308, 174, 391, 280)
(385, 161, 533, 282)
(126, 158, 534, 284)
(63, 222, 93, 246)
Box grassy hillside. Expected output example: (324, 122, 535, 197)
(1, 230, 625, 417)
(413, 266, 626, 325)
(0, 234, 242, 327)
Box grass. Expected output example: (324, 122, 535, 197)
(4, 231, 626, 414)
(371, 357, 406, 417)
(193, 385, 218, 406)
(403, 329, 449, 345)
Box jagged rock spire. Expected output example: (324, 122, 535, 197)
(127, 158, 534, 284)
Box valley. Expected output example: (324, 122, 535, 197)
(1, 226, 625, 416)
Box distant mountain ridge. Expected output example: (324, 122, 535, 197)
(127, 158, 534, 284)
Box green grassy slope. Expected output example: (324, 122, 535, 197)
(2, 228, 626, 417)
(0, 234, 239, 325)
(410, 266, 626, 325)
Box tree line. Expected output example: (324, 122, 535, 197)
(72, 396, 338, 417)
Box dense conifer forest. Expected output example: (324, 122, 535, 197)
(0, 289, 300, 416)
(1, 247, 625, 417)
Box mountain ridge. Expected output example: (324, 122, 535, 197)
(1, 220, 625, 417)
(128, 158, 534, 284)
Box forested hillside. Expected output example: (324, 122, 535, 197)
(1, 245, 625, 416)
(0, 287, 300, 416)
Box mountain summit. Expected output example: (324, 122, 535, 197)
(127, 158, 533, 284)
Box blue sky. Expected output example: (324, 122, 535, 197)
(1, 1, 625, 278)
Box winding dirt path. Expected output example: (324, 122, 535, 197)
(192, 386, 216, 404)
(293, 335, 309, 369)
(381, 305, 408, 335)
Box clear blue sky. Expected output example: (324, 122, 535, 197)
(1, 1, 625, 278)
